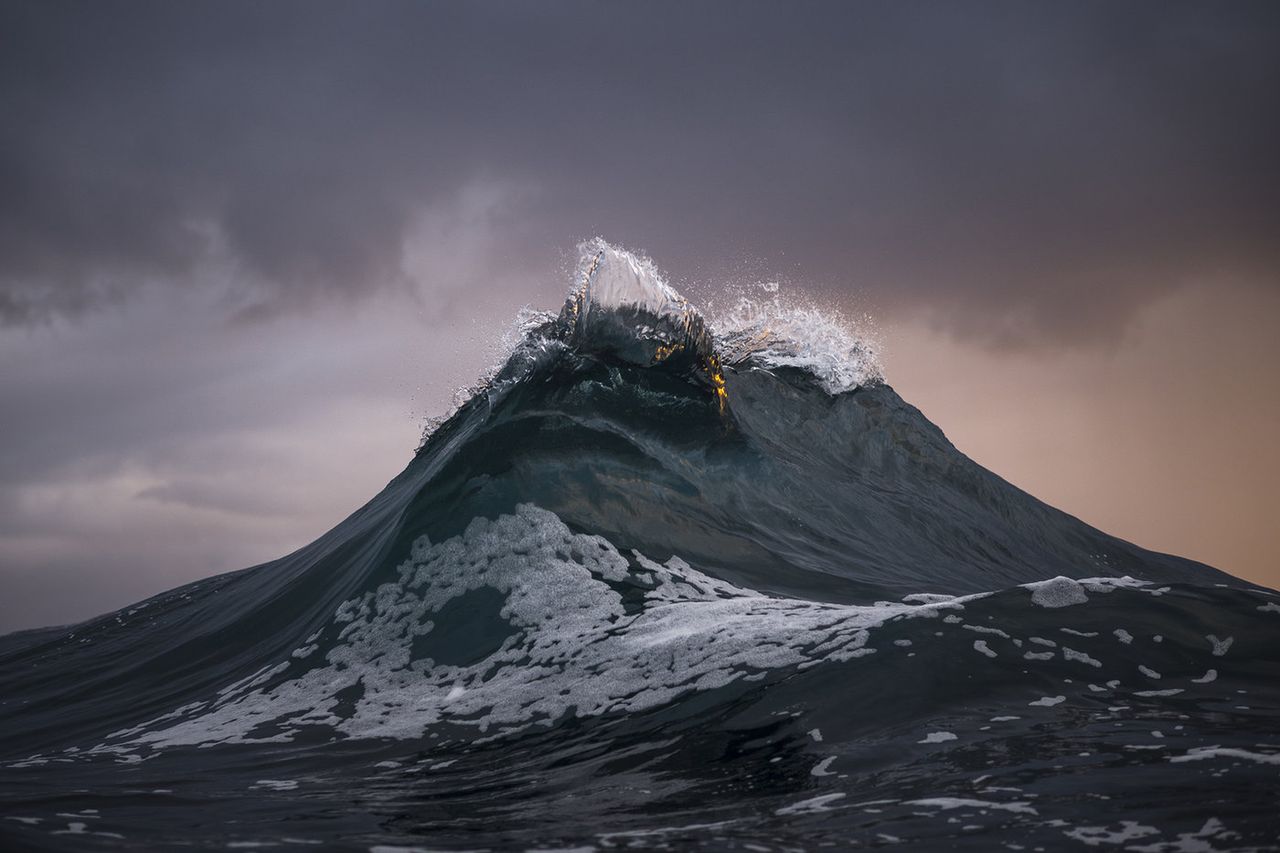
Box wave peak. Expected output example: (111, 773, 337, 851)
(559, 239, 726, 406)
(556, 240, 879, 401)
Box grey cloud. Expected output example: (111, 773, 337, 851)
(135, 481, 291, 518)
(3, 1, 1279, 631)
(1, 0, 1278, 345)
(0, 275, 520, 632)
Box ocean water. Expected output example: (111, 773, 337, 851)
(2, 242, 1278, 852)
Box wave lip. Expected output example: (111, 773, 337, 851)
(558, 239, 727, 405)
(556, 238, 881, 403)
(714, 291, 882, 395)
(561, 239, 711, 359)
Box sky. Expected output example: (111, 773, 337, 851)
(1, 0, 1277, 633)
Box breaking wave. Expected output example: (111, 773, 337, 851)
(1, 242, 1277, 852)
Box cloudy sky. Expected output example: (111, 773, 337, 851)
(2, 0, 1277, 632)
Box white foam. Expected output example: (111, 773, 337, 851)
(811, 756, 837, 777)
(1168, 746, 1280, 766)
(34, 504, 1216, 767)
(775, 793, 847, 816)
(98, 506, 966, 751)
(1079, 576, 1150, 592)
(713, 289, 882, 394)
(902, 593, 956, 605)
(1024, 577, 1088, 608)
(1062, 647, 1102, 668)
(1206, 635, 1234, 657)
(1064, 821, 1158, 847)
(904, 797, 1037, 816)
(1125, 818, 1242, 853)
(919, 731, 958, 744)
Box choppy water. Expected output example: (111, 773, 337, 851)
(2, 242, 1278, 852)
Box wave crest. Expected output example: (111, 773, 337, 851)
(714, 289, 883, 395)
(421, 239, 882, 444)
(558, 239, 880, 395)
(555, 239, 881, 404)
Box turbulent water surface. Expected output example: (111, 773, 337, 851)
(2, 242, 1278, 852)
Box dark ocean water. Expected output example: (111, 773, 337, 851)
(3, 243, 1278, 852)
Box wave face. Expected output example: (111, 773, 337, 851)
(2, 242, 1279, 852)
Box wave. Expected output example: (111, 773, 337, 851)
(1, 241, 1277, 852)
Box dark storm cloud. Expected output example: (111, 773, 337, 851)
(1, 0, 1278, 344)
